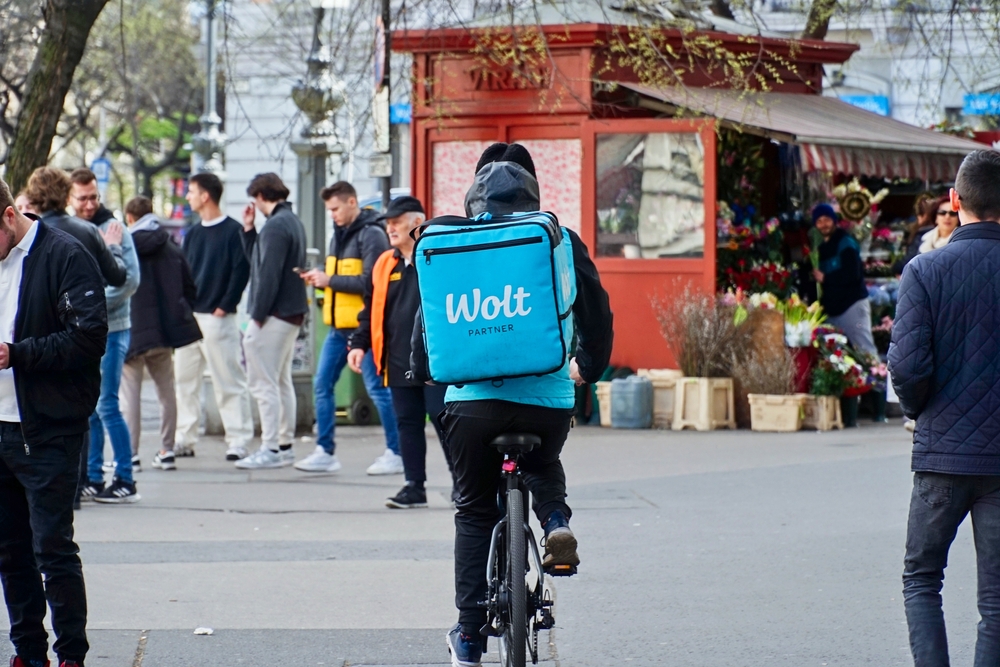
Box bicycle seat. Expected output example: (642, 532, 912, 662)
(490, 433, 541, 454)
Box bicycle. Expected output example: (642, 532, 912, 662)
(480, 433, 577, 667)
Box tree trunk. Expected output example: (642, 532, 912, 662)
(5, 0, 109, 193)
(801, 0, 837, 40)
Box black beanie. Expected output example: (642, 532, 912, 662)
(474, 142, 537, 180)
(475, 143, 509, 175)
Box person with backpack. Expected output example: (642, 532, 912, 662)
(346, 196, 456, 509)
(409, 143, 614, 666)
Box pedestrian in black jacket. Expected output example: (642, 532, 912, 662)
(236, 173, 307, 470)
(119, 197, 202, 473)
(346, 196, 456, 508)
(0, 177, 107, 667)
(889, 149, 1000, 667)
(811, 203, 877, 355)
(25, 166, 127, 288)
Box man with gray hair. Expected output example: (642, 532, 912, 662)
(0, 176, 107, 667)
(347, 196, 456, 509)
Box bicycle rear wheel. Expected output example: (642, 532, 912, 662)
(500, 487, 527, 667)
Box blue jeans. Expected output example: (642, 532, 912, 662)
(313, 329, 398, 456)
(87, 330, 133, 483)
(903, 472, 1000, 667)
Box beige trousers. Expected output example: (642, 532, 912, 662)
(174, 312, 253, 449)
(120, 346, 176, 455)
(243, 317, 299, 449)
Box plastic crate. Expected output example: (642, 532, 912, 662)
(672, 377, 736, 431)
(747, 394, 806, 432)
(637, 369, 683, 428)
(798, 394, 844, 431)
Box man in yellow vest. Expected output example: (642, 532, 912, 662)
(346, 196, 456, 508)
(298, 181, 401, 474)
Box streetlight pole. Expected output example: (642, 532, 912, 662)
(191, 0, 226, 176)
(379, 0, 391, 211)
(292, 0, 345, 255)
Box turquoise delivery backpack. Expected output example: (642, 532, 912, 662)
(413, 211, 576, 385)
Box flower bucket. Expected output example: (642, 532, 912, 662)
(748, 394, 806, 432)
(798, 394, 844, 431)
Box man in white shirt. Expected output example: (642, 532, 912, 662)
(0, 176, 108, 667)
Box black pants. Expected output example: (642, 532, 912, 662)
(903, 472, 1000, 667)
(442, 400, 573, 633)
(0, 422, 88, 664)
(390, 384, 453, 485)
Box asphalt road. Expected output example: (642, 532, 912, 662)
(2, 404, 976, 667)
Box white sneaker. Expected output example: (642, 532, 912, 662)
(279, 447, 295, 465)
(294, 446, 342, 473)
(367, 449, 404, 475)
(234, 446, 287, 469)
(225, 445, 248, 461)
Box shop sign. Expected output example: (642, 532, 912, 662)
(840, 95, 891, 117)
(468, 64, 551, 91)
(964, 93, 1000, 116)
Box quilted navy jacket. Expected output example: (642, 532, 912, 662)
(889, 222, 1000, 475)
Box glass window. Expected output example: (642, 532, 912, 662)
(596, 132, 705, 258)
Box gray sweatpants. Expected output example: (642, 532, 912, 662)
(826, 297, 878, 356)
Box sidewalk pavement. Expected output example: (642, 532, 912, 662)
(2, 394, 979, 666)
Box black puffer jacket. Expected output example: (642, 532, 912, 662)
(39, 209, 127, 287)
(889, 222, 1000, 475)
(9, 221, 108, 444)
(127, 221, 202, 360)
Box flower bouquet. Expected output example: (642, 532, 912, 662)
(778, 294, 826, 347)
(810, 328, 872, 398)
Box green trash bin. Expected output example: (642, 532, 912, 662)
(335, 364, 379, 425)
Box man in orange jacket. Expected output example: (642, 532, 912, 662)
(347, 197, 456, 508)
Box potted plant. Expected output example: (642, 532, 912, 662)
(654, 288, 742, 431)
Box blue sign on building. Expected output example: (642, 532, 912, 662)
(840, 95, 891, 117)
(963, 93, 1000, 116)
(389, 103, 412, 125)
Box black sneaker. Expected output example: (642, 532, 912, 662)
(93, 477, 141, 504)
(79, 481, 105, 502)
(541, 510, 579, 570)
(386, 484, 428, 509)
(152, 451, 176, 471)
(131, 454, 142, 473)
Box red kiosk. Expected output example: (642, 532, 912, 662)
(392, 24, 971, 369)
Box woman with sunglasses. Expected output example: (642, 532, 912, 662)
(919, 193, 960, 253)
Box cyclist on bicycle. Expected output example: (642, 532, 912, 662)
(410, 143, 613, 667)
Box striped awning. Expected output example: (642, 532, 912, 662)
(618, 83, 984, 182)
(799, 144, 965, 182)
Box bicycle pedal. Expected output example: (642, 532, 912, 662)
(544, 564, 577, 577)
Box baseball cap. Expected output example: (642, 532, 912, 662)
(377, 195, 425, 221)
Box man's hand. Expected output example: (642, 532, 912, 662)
(101, 221, 123, 246)
(0, 343, 10, 370)
(812, 269, 825, 284)
(569, 357, 584, 386)
(301, 269, 331, 289)
(347, 348, 365, 374)
(242, 203, 256, 232)
(213, 308, 227, 318)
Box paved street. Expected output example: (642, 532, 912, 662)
(2, 397, 979, 667)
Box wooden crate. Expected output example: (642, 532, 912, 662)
(596, 382, 612, 428)
(637, 369, 683, 428)
(672, 377, 736, 431)
(747, 394, 806, 432)
(797, 394, 844, 431)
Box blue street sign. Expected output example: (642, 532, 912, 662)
(963, 93, 1000, 116)
(840, 95, 891, 117)
(90, 157, 112, 185)
(390, 103, 412, 124)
